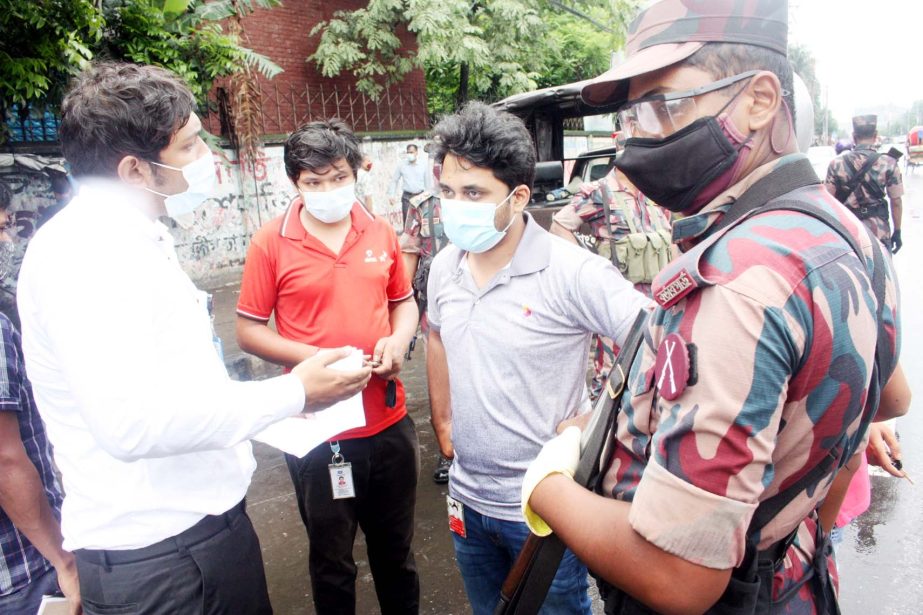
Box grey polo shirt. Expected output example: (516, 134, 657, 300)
(427, 213, 650, 521)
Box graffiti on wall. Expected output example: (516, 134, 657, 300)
(0, 137, 439, 291)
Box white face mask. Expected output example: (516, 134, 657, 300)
(145, 152, 216, 224)
(301, 183, 356, 223)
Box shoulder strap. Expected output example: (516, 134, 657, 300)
(846, 151, 882, 197)
(713, 157, 820, 234)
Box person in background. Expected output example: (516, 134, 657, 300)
(355, 154, 375, 213)
(399, 188, 451, 483)
(551, 165, 672, 399)
(0, 179, 80, 615)
(390, 144, 431, 225)
(826, 115, 904, 253)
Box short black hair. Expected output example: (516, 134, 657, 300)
(431, 102, 536, 191)
(0, 180, 11, 212)
(284, 119, 361, 182)
(61, 62, 197, 178)
(854, 126, 877, 140)
(406, 144, 418, 153)
(680, 43, 795, 123)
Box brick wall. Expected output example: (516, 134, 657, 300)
(216, 0, 429, 134)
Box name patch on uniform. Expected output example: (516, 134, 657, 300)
(654, 270, 697, 308)
(654, 333, 691, 401)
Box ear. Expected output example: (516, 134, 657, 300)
(743, 71, 783, 132)
(510, 184, 532, 212)
(117, 155, 154, 187)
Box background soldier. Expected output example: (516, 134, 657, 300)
(550, 166, 672, 400)
(825, 114, 904, 253)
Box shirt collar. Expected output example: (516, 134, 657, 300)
(509, 212, 551, 276)
(73, 179, 173, 244)
(671, 153, 806, 250)
(279, 196, 374, 240)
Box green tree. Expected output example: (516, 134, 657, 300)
(0, 0, 282, 143)
(311, 0, 637, 117)
(0, 0, 102, 116)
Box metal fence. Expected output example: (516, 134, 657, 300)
(3, 81, 429, 147)
(202, 81, 431, 138)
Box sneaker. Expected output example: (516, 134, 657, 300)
(433, 455, 452, 484)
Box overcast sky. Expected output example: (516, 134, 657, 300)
(789, 0, 923, 124)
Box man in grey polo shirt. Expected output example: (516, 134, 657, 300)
(425, 102, 650, 615)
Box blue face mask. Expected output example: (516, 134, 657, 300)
(440, 191, 515, 253)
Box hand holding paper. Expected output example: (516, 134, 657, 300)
(254, 347, 368, 457)
(291, 346, 372, 413)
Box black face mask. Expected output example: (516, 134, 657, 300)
(615, 115, 743, 214)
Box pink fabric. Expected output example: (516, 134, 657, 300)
(836, 454, 871, 528)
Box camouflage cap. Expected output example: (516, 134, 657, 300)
(852, 114, 877, 132)
(582, 0, 789, 109)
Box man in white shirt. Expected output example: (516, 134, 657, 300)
(16, 62, 371, 615)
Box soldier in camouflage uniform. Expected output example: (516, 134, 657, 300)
(520, 1, 902, 614)
(551, 168, 673, 399)
(825, 114, 904, 253)
(400, 191, 453, 483)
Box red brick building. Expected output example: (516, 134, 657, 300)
(208, 0, 429, 136)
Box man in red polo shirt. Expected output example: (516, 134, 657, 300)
(236, 119, 420, 614)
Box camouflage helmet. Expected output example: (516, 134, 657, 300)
(582, 0, 789, 109)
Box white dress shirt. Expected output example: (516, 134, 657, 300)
(17, 180, 305, 551)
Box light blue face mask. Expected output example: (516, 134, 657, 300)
(440, 191, 515, 253)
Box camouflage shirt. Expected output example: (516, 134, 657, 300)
(552, 172, 672, 243)
(602, 154, 900, 612)
(399, 192, 445, 260)
(824, 145, 903, 244)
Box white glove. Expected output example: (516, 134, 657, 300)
(521, 426, 581, 536)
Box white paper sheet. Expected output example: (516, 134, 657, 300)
(37, 596, 69, 615)
(252, 347, 366, 457)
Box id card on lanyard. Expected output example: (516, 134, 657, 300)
(328, 441, 355, 499)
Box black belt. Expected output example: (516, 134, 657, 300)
(854, 202, 888, 220)
(75, 500, 245, 567)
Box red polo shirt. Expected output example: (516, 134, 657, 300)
(237, 199, 412, 440)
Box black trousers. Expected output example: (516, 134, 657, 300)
(401, 191, 421, 227)
(286, 415, 420, 615)
(75, 501, 272, 615)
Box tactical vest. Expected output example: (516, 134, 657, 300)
(595, 184, 672, 285)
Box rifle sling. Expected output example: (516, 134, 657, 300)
(495, 311, 649, 615)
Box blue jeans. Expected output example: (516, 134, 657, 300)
(452, 506, 592, 615)
(0, 566, 59, 615)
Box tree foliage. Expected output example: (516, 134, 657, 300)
(0, 0, 282, 125)
(0, 1, 102, 108)
(311, 0, 639, 117)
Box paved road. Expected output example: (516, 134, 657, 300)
(835, 171, 923, 614)
(212, 172, 923, 614)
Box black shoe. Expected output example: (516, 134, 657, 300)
(433, 455, 451, 484)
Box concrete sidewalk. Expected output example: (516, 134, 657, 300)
(209, 282, 470, 614)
